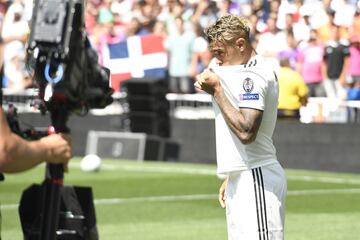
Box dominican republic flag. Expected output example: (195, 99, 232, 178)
(102, 34, 168, 92)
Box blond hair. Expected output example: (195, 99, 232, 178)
(205, 14, 250, 48)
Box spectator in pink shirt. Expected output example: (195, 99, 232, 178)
(348, 35, 360, 83)
(347, 34, 360, 101)
(297, 29, 325, 97)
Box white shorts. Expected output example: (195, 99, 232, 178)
(225, 162, 287, 240)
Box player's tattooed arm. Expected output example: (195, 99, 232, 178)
(195, 69, 263, 144)
(214, 89, 263, 144)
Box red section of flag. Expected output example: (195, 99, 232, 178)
(111, 73, 131, 92)
(141, 35, 165, 55)
(104, 34, 168, 92)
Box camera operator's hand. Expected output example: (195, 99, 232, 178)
(39, 133, 72, 167)
(1, 108, 73, 173)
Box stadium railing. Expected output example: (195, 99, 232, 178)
(2, 89, 360, 123)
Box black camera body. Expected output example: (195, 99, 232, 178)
(17, 1, 111, 239)
(27, 0, 113, 114)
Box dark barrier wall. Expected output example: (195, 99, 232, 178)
(18, 113, 360, 173)
(273, 120, 360, 173)
(17, 113, 124, 156)
(171, 119, 216, 164)
(171, 119, 360, 173)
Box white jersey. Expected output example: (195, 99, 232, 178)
(210, 55, 279, 174)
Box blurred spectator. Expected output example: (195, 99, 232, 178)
(278, 57, 308, 120)
(164, 16, 195, 93)
(276, 1, 297, 31)
(346, 33, 360, 122)
(322, 25, 350, 99)
(331, 0, 357, 31)
(126, 17, 143, 36)
(297, 29, 325, 97)
(97, 0, 113, 25)
(133, 0, 161, 36)
(291, 0, 304, 23)
(153, 20, 167, 37)
(190, 0, 217, 30)
(160, 0, 189, 36)
(278, 29, 299, 70)
(124, 16, 153, 36)
(249, 0, 267, 27)
(139, 0, 162, 21)
(0, 0, 10, 73)
(317, 7, 335, 43)
(0, 0, 358, 105)
(283, 12, 295, 32)
(292, 4, 312, 46)
(110, 0, 133, 24)
(1, 2, 30, 91)
(269, 0, 280, 15)
(85, 0, 99, 35)
(216, 0, 240, 17)
(316, 6, 348, 44)
(189, 22, 211, 81)
(347, 34, 360, 101)
(248, 13, 261, 47)
(351, 8, 360, 37)
(3, 41, 31, 90)
(256, 12, 287, 72)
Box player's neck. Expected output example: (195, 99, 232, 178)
(238, 48, 257, 65)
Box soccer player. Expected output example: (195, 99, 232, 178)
(195, 14, 287, 240)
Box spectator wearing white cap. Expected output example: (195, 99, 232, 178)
(292, 4, 312, 46)
(256, 12, 287, 72)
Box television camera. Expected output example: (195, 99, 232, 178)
(27, 0, 113, 114)
(17, 0, 114, 239)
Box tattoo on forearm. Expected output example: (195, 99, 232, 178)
(214, 90, 262, 143)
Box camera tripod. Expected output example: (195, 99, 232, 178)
(40, 106, 69, 240)
(19, 105, 98, 240)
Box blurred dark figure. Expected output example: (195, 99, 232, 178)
(322, 25, 350, 99)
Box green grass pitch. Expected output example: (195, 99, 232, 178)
(1, 158, 360, 239)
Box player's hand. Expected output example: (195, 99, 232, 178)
(40, 133, 72, 167)
(194, 79, 203, 91)
(195, 68, 221, 95)
(218, 177, 228, 208)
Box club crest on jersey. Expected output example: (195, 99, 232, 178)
(243, 78, 254, 93)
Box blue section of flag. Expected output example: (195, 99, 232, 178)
(240, 93, 259, 100)
(108, 41, 129, 59)
(144, 68, 167, 77)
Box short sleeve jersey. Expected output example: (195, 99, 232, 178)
(209, 55, 279, 174)
(323, 41, 350, 79)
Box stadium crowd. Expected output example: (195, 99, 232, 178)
(0, 0, 359, 100)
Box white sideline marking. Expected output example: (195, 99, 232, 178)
(1, 204, 18, 210)
(72, 162, 217, 176)
(101, 164, 216, 175)
(2, 189, 360, 210)
(287, 175, 360, 185)
(94, 194, 216, 205)
(71, 162, 360, 185)
(287, 188, 360, 195)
